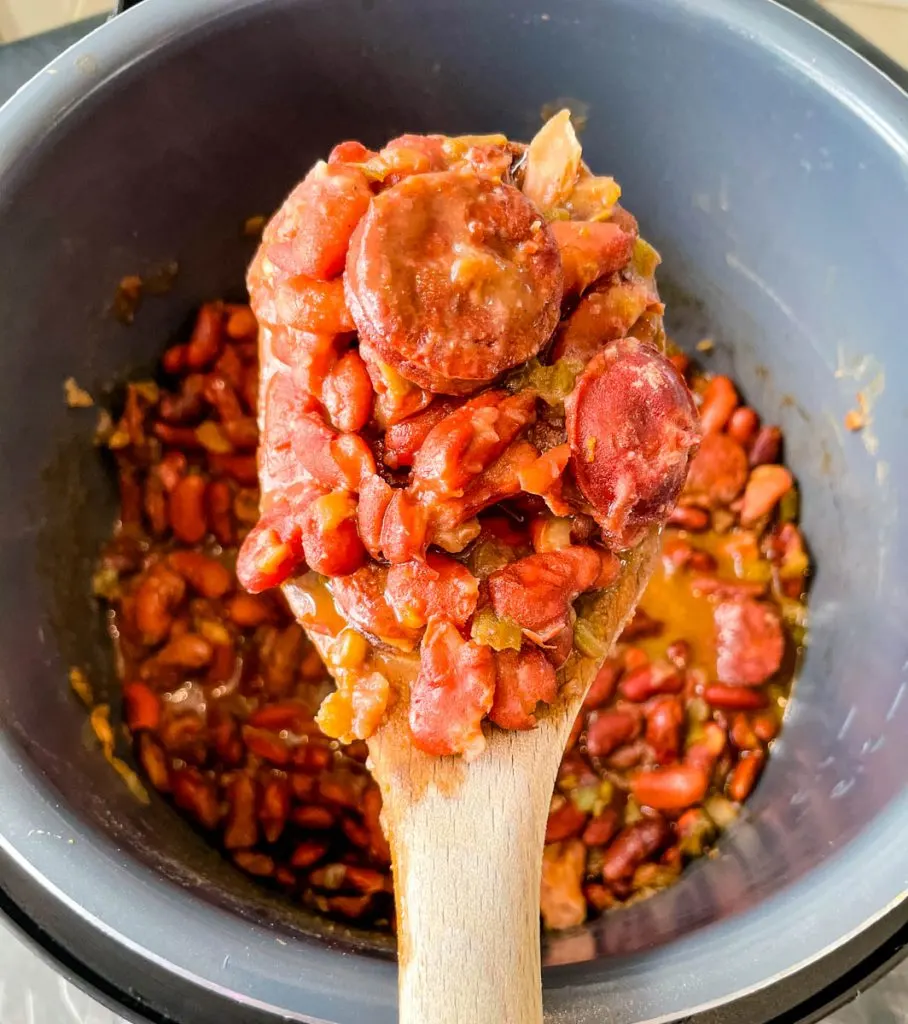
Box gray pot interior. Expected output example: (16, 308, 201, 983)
(0, 1, 906, 1022)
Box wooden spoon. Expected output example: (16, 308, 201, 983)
(283, 528, 660, 1024)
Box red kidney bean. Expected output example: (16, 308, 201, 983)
(731, 713, 760, 751)
(259, 777, 290, 842)
(293, 805, 336, 829)
(582, 808, 620, 847)
(134, 565, 186, 644)
(582, 659, 621, 709)
(685, 722, 728, 777)
(698, 375, 738, 434)
(226, 592, 274, 628)
(607, 739, 648, 770)
(602, 818, 671, 883)
(167, 550, 232, 598)
(186, 303, 225, 369)
(545, 798, 589, 842)
(162, 344, 187, 375)
(208, 453, 259, 485)
(586, 710, 640, 758)
(123, 682, 161, 732)
(727, 751, 766, 802)
(291, 840, 330, 869)
(620, 663, 683, 702)
(630, 764, 709, 811)
(703, 684, 770, 710)
(645, 696, 685, 764)
(205, 479, 235, 546)
(749, 425, 782, 466)
(667, 505, 709, 530)
(170, 767, 220, 829)
(728, 406, 759, 446)
(154, 633, 213, 669)
(753, 712, 780, 742)
(224, 775, 258, 849)
(169, 475, 208, 544)
(341, 816, 372, 849)
(226, 306, 258, 341)
(233, 851, 275, 876)
(242, 726, 292, 766)
(666, 639, 691, 670)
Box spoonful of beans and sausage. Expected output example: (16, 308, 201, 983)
(237, 111, 700, 1024)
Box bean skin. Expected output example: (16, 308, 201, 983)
(728, 751, 766, 802)
(545, 798, 588, 842)
(704, 684, 770, 711)
(749, 425, 782, 466)
(167, 550, 232, 598)
(602, 818, 670, 884)
(699, 375, 738, 434)
(728, 406, 759, 446)
(630, 765, 709, 811)
(134, 565, 186, 644)
(586, 710, 640, 758)
(206, 479, 235, 545)
(169, 475, 208, 543)
(154, 633, 214, 669)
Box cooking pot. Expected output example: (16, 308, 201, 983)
(0, 0, 906, 1021)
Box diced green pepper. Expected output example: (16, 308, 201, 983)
(470, 607, 522, 651)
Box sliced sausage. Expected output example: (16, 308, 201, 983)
(345, 171, 563, 394)
(714, 597, 785, 687)
(565, 337, 700, 549)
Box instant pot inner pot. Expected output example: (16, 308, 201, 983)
(0, 0, 906, 1020)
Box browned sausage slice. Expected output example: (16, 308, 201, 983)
(345, 171, 563, 394)
(565, 337, 700, 548)
(714, 598, 784, 686)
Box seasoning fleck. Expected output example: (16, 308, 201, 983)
(244, 214, 267, 237)
(69, 666, 94, 707)
(64, 377, 94, 408)
(113, 274, 143, 324)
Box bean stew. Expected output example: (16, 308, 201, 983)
(93, 315, 806, 934)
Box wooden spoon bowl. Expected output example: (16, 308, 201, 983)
(284, 529, 660, 1024)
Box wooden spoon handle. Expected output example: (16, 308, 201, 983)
(373, 722, 571, 1024)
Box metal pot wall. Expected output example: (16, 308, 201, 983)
(0, 1, 906, 1021)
